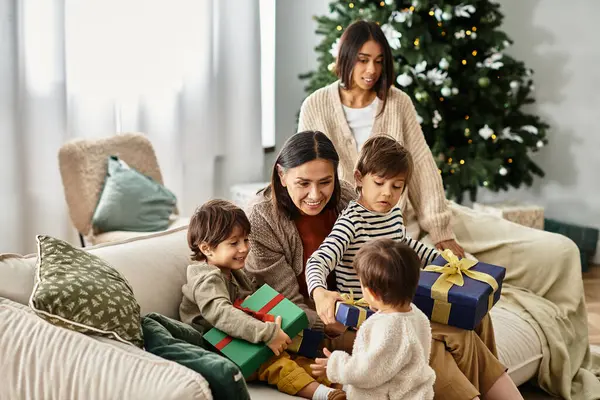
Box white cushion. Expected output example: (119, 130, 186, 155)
(0, 303, 212, 400)
(0, 253, 36, 304)
(87, 225, 190, 319)
(490, 306, 543, 386)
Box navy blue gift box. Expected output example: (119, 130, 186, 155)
(335, 302, 375, 329)
(413, 254, 506, 330)
(287, 329, 324, 359)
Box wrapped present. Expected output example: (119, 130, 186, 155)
(473, 201, 544, 230)
(287, 328, 324, 359)
(335, 292, 375, 329)
(413, 250, 505, 330)
(203, 284, 308, 377)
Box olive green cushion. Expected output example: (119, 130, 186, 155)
(29, 235, 143, 347)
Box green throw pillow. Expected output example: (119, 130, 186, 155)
(92, 155, 177, 234)
(142, 313, 251, 400)
(29, 235, 143, 347)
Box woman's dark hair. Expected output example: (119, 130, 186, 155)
(264, 131, 341, 220)
(336, 20, 395, 115)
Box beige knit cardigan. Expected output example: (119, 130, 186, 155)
(298, 81, 453, 243)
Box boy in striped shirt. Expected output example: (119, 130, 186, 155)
(306, 135, 439, 299)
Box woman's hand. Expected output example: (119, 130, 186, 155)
(312, 287, 343, 325)
(435, 239, 465, 258)
(267, 316, 292, 356)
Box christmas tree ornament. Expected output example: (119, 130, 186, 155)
(478, 77, 490, 87)
(381, 24, 402, 49)
(478, 125, 494, 139)
(397, 73, 413, 87)
(441, 86, 451, 97)
(455, 4, 476, 18)
(509, 80, 519, 90)
(439, 58, 450, 70)
(537, 140, 544, 148)
(499, 167, 508, 176)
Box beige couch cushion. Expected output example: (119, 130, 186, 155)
(0, 302, 212, 400)
(0, 225, 190, 319)
(0, 253, 36, 304)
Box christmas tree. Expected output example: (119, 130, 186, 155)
(301, 0, 549, 203)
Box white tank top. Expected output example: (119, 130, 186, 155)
(342, 97, 379, 150)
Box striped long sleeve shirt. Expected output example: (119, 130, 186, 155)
(306, 201, 439, 297)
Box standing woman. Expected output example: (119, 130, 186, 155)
(245, 131, 521, 400)
(298, 20, 598, 398)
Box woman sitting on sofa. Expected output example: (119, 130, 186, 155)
(296, 19, 598, 398)
(245, 130, 522, 400)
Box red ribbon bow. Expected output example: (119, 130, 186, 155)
(233, 298, 275, 323)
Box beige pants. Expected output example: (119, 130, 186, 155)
(407, 201, 600, 398)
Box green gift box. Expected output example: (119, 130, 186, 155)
(203, 284, 309, 378)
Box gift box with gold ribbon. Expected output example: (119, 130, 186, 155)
(203, 284, 308, 377)
(414, 250, 505, 330)
(334, 292, 374, 329)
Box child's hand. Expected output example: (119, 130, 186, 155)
(267, 316, 291, 356)
(310, 348, 332, 377)
(435, 239, 465, 259)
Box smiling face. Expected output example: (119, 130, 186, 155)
(351, 39, 384, 92)
(355, 171, 406, 214)
(278, 158, 336, 216)
(201, 225, 250, 270)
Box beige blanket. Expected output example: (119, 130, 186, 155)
(408, 201, 600, 399)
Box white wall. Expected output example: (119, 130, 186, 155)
(476, 0, 600, 234)
(265, 0, 329, 179)
(272, 0, 600, 236)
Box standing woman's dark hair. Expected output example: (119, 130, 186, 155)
(264, 131, 341, 219)
(336, 20, 395, 114)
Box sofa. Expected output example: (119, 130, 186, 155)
(0, 224, 547, 399)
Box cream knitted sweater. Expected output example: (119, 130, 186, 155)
(298, 81, 453, 243)
(327, 307, 435, 400)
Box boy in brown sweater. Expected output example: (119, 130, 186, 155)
(179, 199, 345, 400)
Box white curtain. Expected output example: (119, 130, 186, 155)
(0, 0, 264, 254)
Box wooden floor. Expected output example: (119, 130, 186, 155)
(583, 265, 600, 345)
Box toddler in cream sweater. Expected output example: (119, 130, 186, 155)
(311, 238, 435, 400)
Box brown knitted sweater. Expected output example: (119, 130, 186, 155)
(245, 182, 356, 330)
(298, 80, 454, 243)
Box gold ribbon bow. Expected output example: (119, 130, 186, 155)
(424, 249, 499, 325)
(337, 289, 371, 328)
